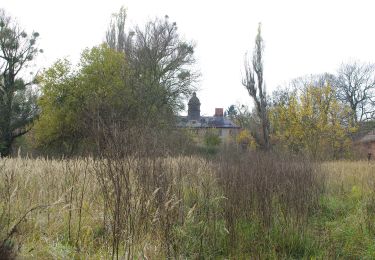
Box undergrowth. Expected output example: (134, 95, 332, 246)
(1, 156, 375, 258)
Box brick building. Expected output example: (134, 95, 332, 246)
(177, 92, 240, 139)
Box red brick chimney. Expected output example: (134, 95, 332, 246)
(215, 108, 223, 117)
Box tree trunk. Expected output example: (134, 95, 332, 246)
(0, 138, 12, 157)
(0, 91, 14, 157)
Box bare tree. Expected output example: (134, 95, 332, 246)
(242, 23, 270, 150)
(335, 61, 375, 123)
(291, 73, 336, 93)
(106, 7, 129, 53)
(106, 9, 198, 114)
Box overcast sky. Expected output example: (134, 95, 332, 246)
(3, 0, 375, 115)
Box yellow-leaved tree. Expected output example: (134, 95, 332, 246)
(270, 84, 355, 159)
(236, 129, 257, 150)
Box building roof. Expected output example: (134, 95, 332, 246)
(177, 116, 239, 129)
(181, 92, 239, 129)
(359, 133, 375, 143)
(353, 121, 375, 143)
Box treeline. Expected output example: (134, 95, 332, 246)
(1, 8, 375, 158)
(229, 24, 375, 159)
(1, 8, 198, 157)
(230, 66, 375, 159)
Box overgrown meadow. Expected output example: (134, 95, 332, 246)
(2, 5, 375, 260)
(1, 151, 375, 259)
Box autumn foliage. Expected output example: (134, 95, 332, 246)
(269, 85, 355, 159)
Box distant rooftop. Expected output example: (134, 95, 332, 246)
(178, 93, 239, 129)
(353, 121, 375, 143)
(177, 116, 239, 129)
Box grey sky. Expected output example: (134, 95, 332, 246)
(3, 0, 375, 115)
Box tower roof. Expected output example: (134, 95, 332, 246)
(188, 92, 201, 121)
(188, 92, 200, 106)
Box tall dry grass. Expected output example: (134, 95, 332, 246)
(215, 147, 324, 256)
(321, 160, 375, 194)
(0, 156, 220, 259)
(0, 151, 326, 259)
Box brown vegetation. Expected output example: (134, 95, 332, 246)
(0, 147, 325, 259)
